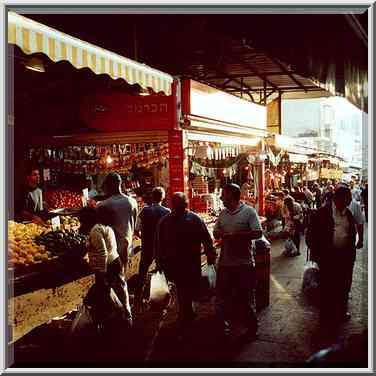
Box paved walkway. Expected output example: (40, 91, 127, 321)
(144, 225, 368, 367)
(11, 225, 368, 368)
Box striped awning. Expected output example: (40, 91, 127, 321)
(8, 12, 173, 95)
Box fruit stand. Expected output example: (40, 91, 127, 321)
(8, 12, 173, 345)
(7, 219, 141, 344)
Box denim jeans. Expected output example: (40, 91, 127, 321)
(215, 264, 257, 333)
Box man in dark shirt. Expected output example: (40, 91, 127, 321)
(155, 192, 216, 332)
(15, 167, 45, 224)
(134, 187, 170, 309)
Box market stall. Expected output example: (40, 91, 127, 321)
(318, 156, 344, 183)
(8, 11, 174, 343)
(178, 79, 268, 218)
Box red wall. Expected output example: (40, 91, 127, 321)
(79, 90, 175, 132)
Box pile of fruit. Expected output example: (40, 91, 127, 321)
(45, 190, 82, 209)
(61, 216, 80, 226)
(8, 221, 55, 267)
(46, 216, 80, 230)
(34, 229, 88, 259)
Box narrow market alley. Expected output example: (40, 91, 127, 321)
(11, 224, 368, 368)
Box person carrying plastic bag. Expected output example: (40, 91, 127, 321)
(154, 192, 216, 336)
(75, 207, 132, 332)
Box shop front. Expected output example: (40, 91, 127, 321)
(177, 79, 268, 218)
(8, 11, 174, 343)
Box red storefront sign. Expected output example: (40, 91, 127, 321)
(80, 90, 175, 131)
(168, 130, 186, 194)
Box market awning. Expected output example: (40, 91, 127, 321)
(7, 12, 173, 95)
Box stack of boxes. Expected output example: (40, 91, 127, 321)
(190, 176, 210, 213)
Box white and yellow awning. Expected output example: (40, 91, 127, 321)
(8, 11, 173, 95)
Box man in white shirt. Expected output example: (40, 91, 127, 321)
(214, 184, 262, 341)
(97, 172, 138, 324)
(97, 172, 138, 267)
(348, 199, 365, 250)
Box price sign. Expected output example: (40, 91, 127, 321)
(81, 196, 87, 207)
(82, 188, 89, 200)
(43, 169, 51, 181)
(82, 188, 89, 207)
(51, 216, 61, 231)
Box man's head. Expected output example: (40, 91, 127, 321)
(152, 187, 165, 204)
(171, 192, 188, 214)
(313, 183, 319, 189)
(102, 172, 122, 196)
(26, 167, 40, 189)
(333, 185, 352, 212)
(221, 183, 241, 209)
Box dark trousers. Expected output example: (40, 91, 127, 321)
(175, 280, 196, 325)
(216, 264, 257, 332)
(135, 251, 153, 305)
(292, 229, 301, 253)
(365, 204, 368, 222)
(318, 251, 356, 321)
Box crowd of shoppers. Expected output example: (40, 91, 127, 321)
(77, 171, 366, 345)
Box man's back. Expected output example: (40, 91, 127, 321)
(98, 193, 138, 260)
(139, 204, 170, 252)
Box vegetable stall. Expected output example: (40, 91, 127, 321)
(8, 11, 173, 343)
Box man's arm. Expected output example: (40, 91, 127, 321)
(223, 230, 262, 241)
(134, 208, 144, 238)
(213, 216, 223, 240)
(225, 209, 263, 241)
(153, 219, 166, 270)
(199, 219, 216, 265)
(356, 224, 364, 249)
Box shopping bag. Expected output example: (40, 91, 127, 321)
(149, 271, 170, 309)
(283, 238, 298, 257)
(302, 261, 320, 294)
(70, 303, 95, 337)
(207, 264, 217, 289)
(83, 282, 124, 326)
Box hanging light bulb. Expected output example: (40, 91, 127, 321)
(106, 155, 113, 164)
(25, 56, 45, 73)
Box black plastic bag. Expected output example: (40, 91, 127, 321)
(71, 282, 124, 338)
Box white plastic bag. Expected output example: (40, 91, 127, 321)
(302, 261, 320, 293)
(283, 238, 298, 257)
(149, 271, 170, 306)
(207, 264, 217, 289)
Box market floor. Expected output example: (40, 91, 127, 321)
(9, 225, 369, 368)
